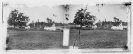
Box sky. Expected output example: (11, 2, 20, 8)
(66, 4, 130, 23)
(3, 2, 130, 24)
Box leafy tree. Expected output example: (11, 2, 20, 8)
(46, 18, 53, 23)
(96, 20, 102, 28)
(73, 8, 97, 47)
(73, 8, 96, 28)
(28, 22, 34, 28)
(8, 9, 30, 28)
(114, 17, 120, 22)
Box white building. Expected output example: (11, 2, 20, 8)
(111, 22, 127, 30)
(44, 23, 56, 31)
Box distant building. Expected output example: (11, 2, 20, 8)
(111, 22, 128, 30)
(95, 20, 128, 30)
(44, 23, 56, 31)
(44, 23, 64, 31)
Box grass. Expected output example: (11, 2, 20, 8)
(7, 29, 127, 50)
(69, 29, 127, 49)
(7, 30, 63, 50)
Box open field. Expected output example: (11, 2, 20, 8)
(7, 29, 127, 50)
(7, 30, 63, 50)
(69, 29, 127, 49)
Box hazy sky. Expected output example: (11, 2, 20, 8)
(4, 3, 130, 24)
(4, 4, 65, 24)
(67, 4, 130, 23)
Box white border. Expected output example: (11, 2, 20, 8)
(0, 0, 132, 54)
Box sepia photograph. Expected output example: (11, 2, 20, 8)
(2, 1, 131, 53)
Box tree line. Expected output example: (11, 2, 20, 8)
(8, 9, 124, 29)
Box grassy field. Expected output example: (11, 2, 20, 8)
(69, 29, 127, 49)
(7, 29, 127, 50)
(7, 30, 63, 50)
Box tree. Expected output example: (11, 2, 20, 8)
(96, 20, 102, 28)
(46, 18, 53, 23)
(73, 8, 97, 47)
(73, 8, 96, 28)
(8, 9, 30, 28)
(114, 17, 120, 22)
(28, 22, 34, 28)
